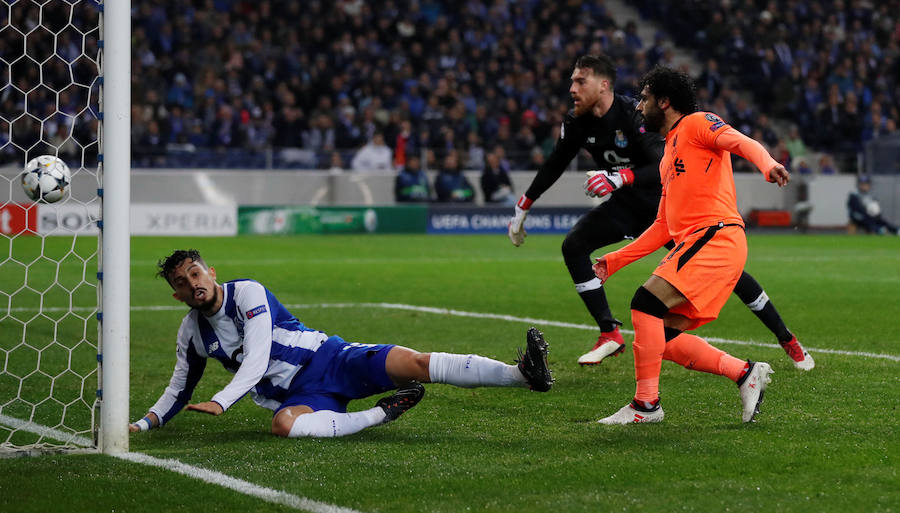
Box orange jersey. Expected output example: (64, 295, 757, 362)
(660, 112, 746, 240)
(603, 111, 777, 277)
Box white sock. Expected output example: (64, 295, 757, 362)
(745, 290, 770, 311)
(287, 407, 386, 438)
(575, 277, 603, 293)
(428, 352, 527, 388)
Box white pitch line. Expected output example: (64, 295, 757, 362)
(114, 452, 364, 513)
(2, 300, 895, 511)
(0, 413, 363, 513)
(9, 302, 898, 362)
(0, 413, 93, 447)
(280, 302, 900, 363)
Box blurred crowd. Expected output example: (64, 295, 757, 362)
(2, 0, 899, 178)
(636, 0, 900, 163)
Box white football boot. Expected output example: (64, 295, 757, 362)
(738, 362, 774, 422)
(597, 402, 664, 425)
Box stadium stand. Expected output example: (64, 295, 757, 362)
(2, 0, 896, 174)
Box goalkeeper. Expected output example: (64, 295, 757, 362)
(508, 54, 813, 370)
(129, 249, 553, 438)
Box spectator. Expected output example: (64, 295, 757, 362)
(392, 120, 418, 168)
(17, 0, 897, 171)
(394, 153, 431, 202)
(327, 152, 346, 173)
(434, 150, 474, 202)
(351, 132, 393, 172)
(793, 157, 813, 176)
(784, 125, 809, 160)
(847, 175, 899, 234)
(697, 59, 723, 99)
(529, 146, 546, 170)
(464, 131, 486, 170)
(818, 154, 838, 175)
(303, 114, 336, 153)
(481, 151, 515, 204)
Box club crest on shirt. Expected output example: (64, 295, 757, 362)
(614, 129, 628, 148)
(246, 304, 267, 318)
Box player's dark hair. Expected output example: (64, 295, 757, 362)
(157, 249, 205, 283)
(639, 66, 698, 114)
(574, 54, 616, 85)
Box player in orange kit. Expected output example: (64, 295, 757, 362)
(593, 66, 787, 424)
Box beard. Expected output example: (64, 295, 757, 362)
(188, 285, 219, 312)
(573, 101, 589, 116)
(572, 93, 597, 116)
(642, 107, 665, 133)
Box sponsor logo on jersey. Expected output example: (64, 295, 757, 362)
(209, 340, 219, 353)
(603, 150, 632, 166)
(614, 129, 628, 148)
(587, 136, 596, 144)
(246, 304, 267, 319)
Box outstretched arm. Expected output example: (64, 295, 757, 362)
(132, 319, 208, 431)
(596, 194, 671, 280)
(714, 126, 789, 186)
(129, 412, 159, 432)
(510, 116, 582, 246)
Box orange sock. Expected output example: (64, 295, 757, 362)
(663, 333, 747, 382)
(632, 310, 666, 403)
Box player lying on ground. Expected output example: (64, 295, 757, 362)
(507, 54, 812, 370)
(129, 249, 553, 438)
(592, 66, 784, 424)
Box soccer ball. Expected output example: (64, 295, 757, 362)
(21, 155, 71, 203)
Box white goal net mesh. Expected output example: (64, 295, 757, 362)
(0, 0, 102, 451)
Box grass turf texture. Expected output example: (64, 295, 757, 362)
(1, 234, 898, 512)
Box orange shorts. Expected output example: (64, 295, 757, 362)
(653, 224, 747, 330)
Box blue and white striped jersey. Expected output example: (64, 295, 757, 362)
(149, 279, 328, 426)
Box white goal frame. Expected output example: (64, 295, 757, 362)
(98, 0, 130, 454)
(0, 0, 130, 455)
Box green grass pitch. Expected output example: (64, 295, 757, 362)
(1, 233, 898, 512)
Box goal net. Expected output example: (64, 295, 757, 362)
(0, 0, 110, 453)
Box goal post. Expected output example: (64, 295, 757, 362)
(98, 0, 130, 454)
(0, 0, 130, 454)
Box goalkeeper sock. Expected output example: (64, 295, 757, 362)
(428, 352, 526, 388)
(287, 408, 386, 438)
(574, 279, 620, 332)
(733, 272, 793, 343)
(663, 333, 748, 382)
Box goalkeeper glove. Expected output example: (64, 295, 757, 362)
(584, 168, 634, 198)
(508, 195, 533, 247)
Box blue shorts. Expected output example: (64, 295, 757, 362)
(275, 336, 396, 414)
